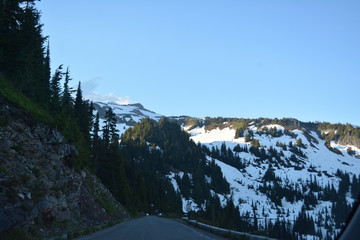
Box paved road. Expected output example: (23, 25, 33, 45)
(75, 216, 227, 240)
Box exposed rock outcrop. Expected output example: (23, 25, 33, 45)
(0, 99, 129, 238)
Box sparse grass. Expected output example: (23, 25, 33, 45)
(0, 76, 53, 124)
(86, 177, 120, 216)
(96, 192, 119, 216)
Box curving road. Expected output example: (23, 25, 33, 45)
(75, 216, 227, 240)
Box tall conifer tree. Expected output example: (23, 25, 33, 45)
(61, 67, 73, 110)
(50, 65, 63, 112)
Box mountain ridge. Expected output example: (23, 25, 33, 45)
(95, 101, 360, 239)
(94, 101, 360, 149)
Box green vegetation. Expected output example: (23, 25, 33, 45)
(183, 117, 251, 138)
(0, 76, 53, 124)
(95, 193, 120, 216)
(319, 122, 360, 148)
(119, 117, 230, 213)
(2, 2, 359, 240)
(204, 117, 250, 132)
(0, 0, 49, 106)
(0, 227, 40, 240)
(234, 121, 247, 138)
(204, 117, 228, 131)
(184, 117, 203, 130)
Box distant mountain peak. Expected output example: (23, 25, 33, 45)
(127, 103, 144, 108)
(93, 101, 162, 135)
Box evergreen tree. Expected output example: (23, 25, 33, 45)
(338, 171, 350, 196)
(332, 195, 350, 228)
(179, 173, 191, 198)
(43, 40, 51, 105)
(0, 1, 49, 104)
(74, 81, 93, 141)
(103, 107, 119, 147)
(90, 112, 100, 171)
(245, 133, 252, 142)
(351, 174, 360, 198)
(220, 142, 227, 157)
(49, 65, 63, 112)
(61, 67, 74, 110)
(74, 81, 84, 117)
(233, 144, 241, 156)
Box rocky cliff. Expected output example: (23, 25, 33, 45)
(0, 98, 129, 239)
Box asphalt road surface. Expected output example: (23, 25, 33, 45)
(75, 216, 227, 240)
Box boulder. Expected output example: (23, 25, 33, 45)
(38, 196, 57, 214)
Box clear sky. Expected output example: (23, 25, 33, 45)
(36, 0, 360, 126)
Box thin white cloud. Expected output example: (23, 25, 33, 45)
(86, 93, 131, 105)
(82, 77, 130, 105)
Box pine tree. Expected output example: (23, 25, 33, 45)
(220, 142, 227, 157)
(296, 138, 304, 148)
(43, 40, 51, 105)
(90, 113, 100, 170)
(179, 173, 191, 198)
(103, 107, 119, 147)
(20, 4, 47, 102)
(0, 2, 48, 104)
(74, 81, 83, 115)
(50, 65, 63, 112)
(233, 144, 241, 156)
(338, 171, 350, 195)
(245, 133, 252, 142)
(351, 174, 360, 198)
(61, 67, 74, 110)
(74, 81, 93, 141)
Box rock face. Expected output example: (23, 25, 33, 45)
(0, 99, 129, 238)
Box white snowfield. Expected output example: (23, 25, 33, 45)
(184, 123, 360, 238)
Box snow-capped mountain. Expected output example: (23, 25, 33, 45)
(93, 101, 162, 135)
(95, 102, 360, 239)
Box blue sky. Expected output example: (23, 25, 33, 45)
(37, 0, 360, 126)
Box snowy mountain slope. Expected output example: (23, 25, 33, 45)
(93, 101, 162, 136)
(181, 119, 360, 239)
(94, 101, 360, 239)
(187, 124, 360, 175)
